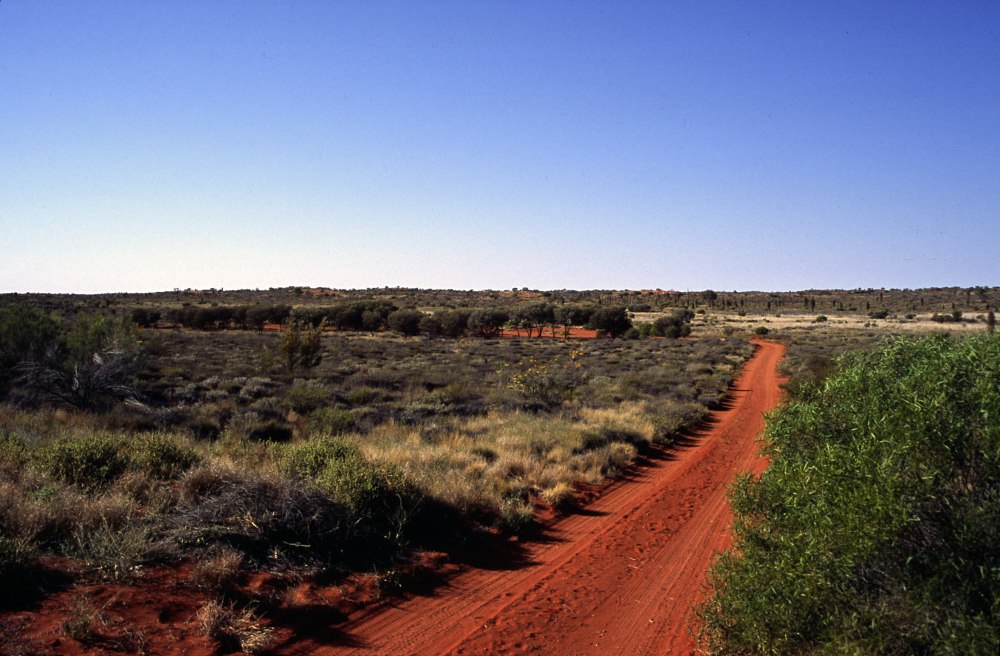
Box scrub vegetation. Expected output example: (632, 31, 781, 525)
(0, 289, 748, 641)
(3, 285, 998, 653)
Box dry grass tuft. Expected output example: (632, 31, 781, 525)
(196, 600, 274, 654)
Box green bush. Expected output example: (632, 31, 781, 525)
(653, 310, 694, 338)
(282, 437, 360, 481)
(701, 335, 1000, 654)
(0, 533, 35, 589)
(39, 434, 128, 491)
(127, 434, 199, 479)
(308, 407, 357, 435)
(282, 437, 415, 524)
(0, 430, 28, 469)
(284, 382, 329, 413)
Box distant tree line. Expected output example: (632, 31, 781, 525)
(126, 301, 697, 341)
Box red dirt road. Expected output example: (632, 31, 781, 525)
(288, 340, 785, 656)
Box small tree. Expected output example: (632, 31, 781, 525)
(16, 313, 141, 408)
(588, 306, 632, 338)
(468, 308, 509, 338)
(278, 318, 324, 373)
(652, 309, 694, 338)
(437, 309, 472, 338)
(387, 309, 424, 336)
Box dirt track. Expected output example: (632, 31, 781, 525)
(286, 339, 785, 655)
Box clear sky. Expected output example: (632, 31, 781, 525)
(1, 1, 998, 293)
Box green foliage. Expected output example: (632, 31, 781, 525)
(282, 437, 361, 481)
(0, 430, 28, 469)
(0, 533, 36, 589)
(128, 433, 199, 479)
(386, 309, 424, 336)
(283, 382, 329, 413)
(701, 335, 1000, 655)
(38, 432, 196, 489)
(12, 312, 141, 408)
(652, 309, 694, 338)
(468, 308, 510, 338)
(40, 434, 129, 491)
(499, 350, 586, 409)
(753, 326, 769, 335)
(587, 306, 632, 337)
(282, 437, 416, 524)
(0, 305, 62, 381)
(307, 407, 357, 435)
(277, 318, 324, 373)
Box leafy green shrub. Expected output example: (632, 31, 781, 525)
(753, 326, 769, 335)
(347, 386, 381, 405)
(308, 407, 357, 435)
(283, 437, 416, 527)
(0, 430, 28, 469)
(653, 310, 694, 338)
(284, 382, 329, 413)
(315, 457, 411, 517)
(282, 437, 360, 481)
(0, 533, 35, 590)
(701, 335, 1000, 654)
(39, 435, 128, 491)
(127, 434, 199, 479)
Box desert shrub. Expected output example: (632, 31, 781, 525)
(418, 315, 442, 337)
(197, 600, 274, 654)
(168, 468, 353, 565)
(15, 313, 140, 409)
(277, 318, 324, 373)
(0, 430, 28, 470)
(346, 385, 381, 405)
(39, 434, 128, 491)
(126, 433, 199, 480)
(307, 407, 357, 435)
(436, 308, 472, 338)
(700, 335, 1000, 654)
(468, 308, 510, 338)
(498, 497, 534, 533)
(69, 518, 150, 580)
(868, 309, 889, 319)
(191, 546, 244, 592)
(282, 437, 360, 481)
(0, 305, 61, 392)
(753, 326, 769, 335)
(283, 437, 417, 528)
(130, 308, 161, 328)
(814, 315, 827, 322)
(283, 382, 329, 413)
(587, 306, 632, 337)
(653, 310, 694, 338)
(0, 533, 36, 590)
(387, 309, 424, 336)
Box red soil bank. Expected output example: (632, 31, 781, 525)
(284, 339, 785, 655)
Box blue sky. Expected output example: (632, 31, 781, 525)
(1, 1, 998, 293)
